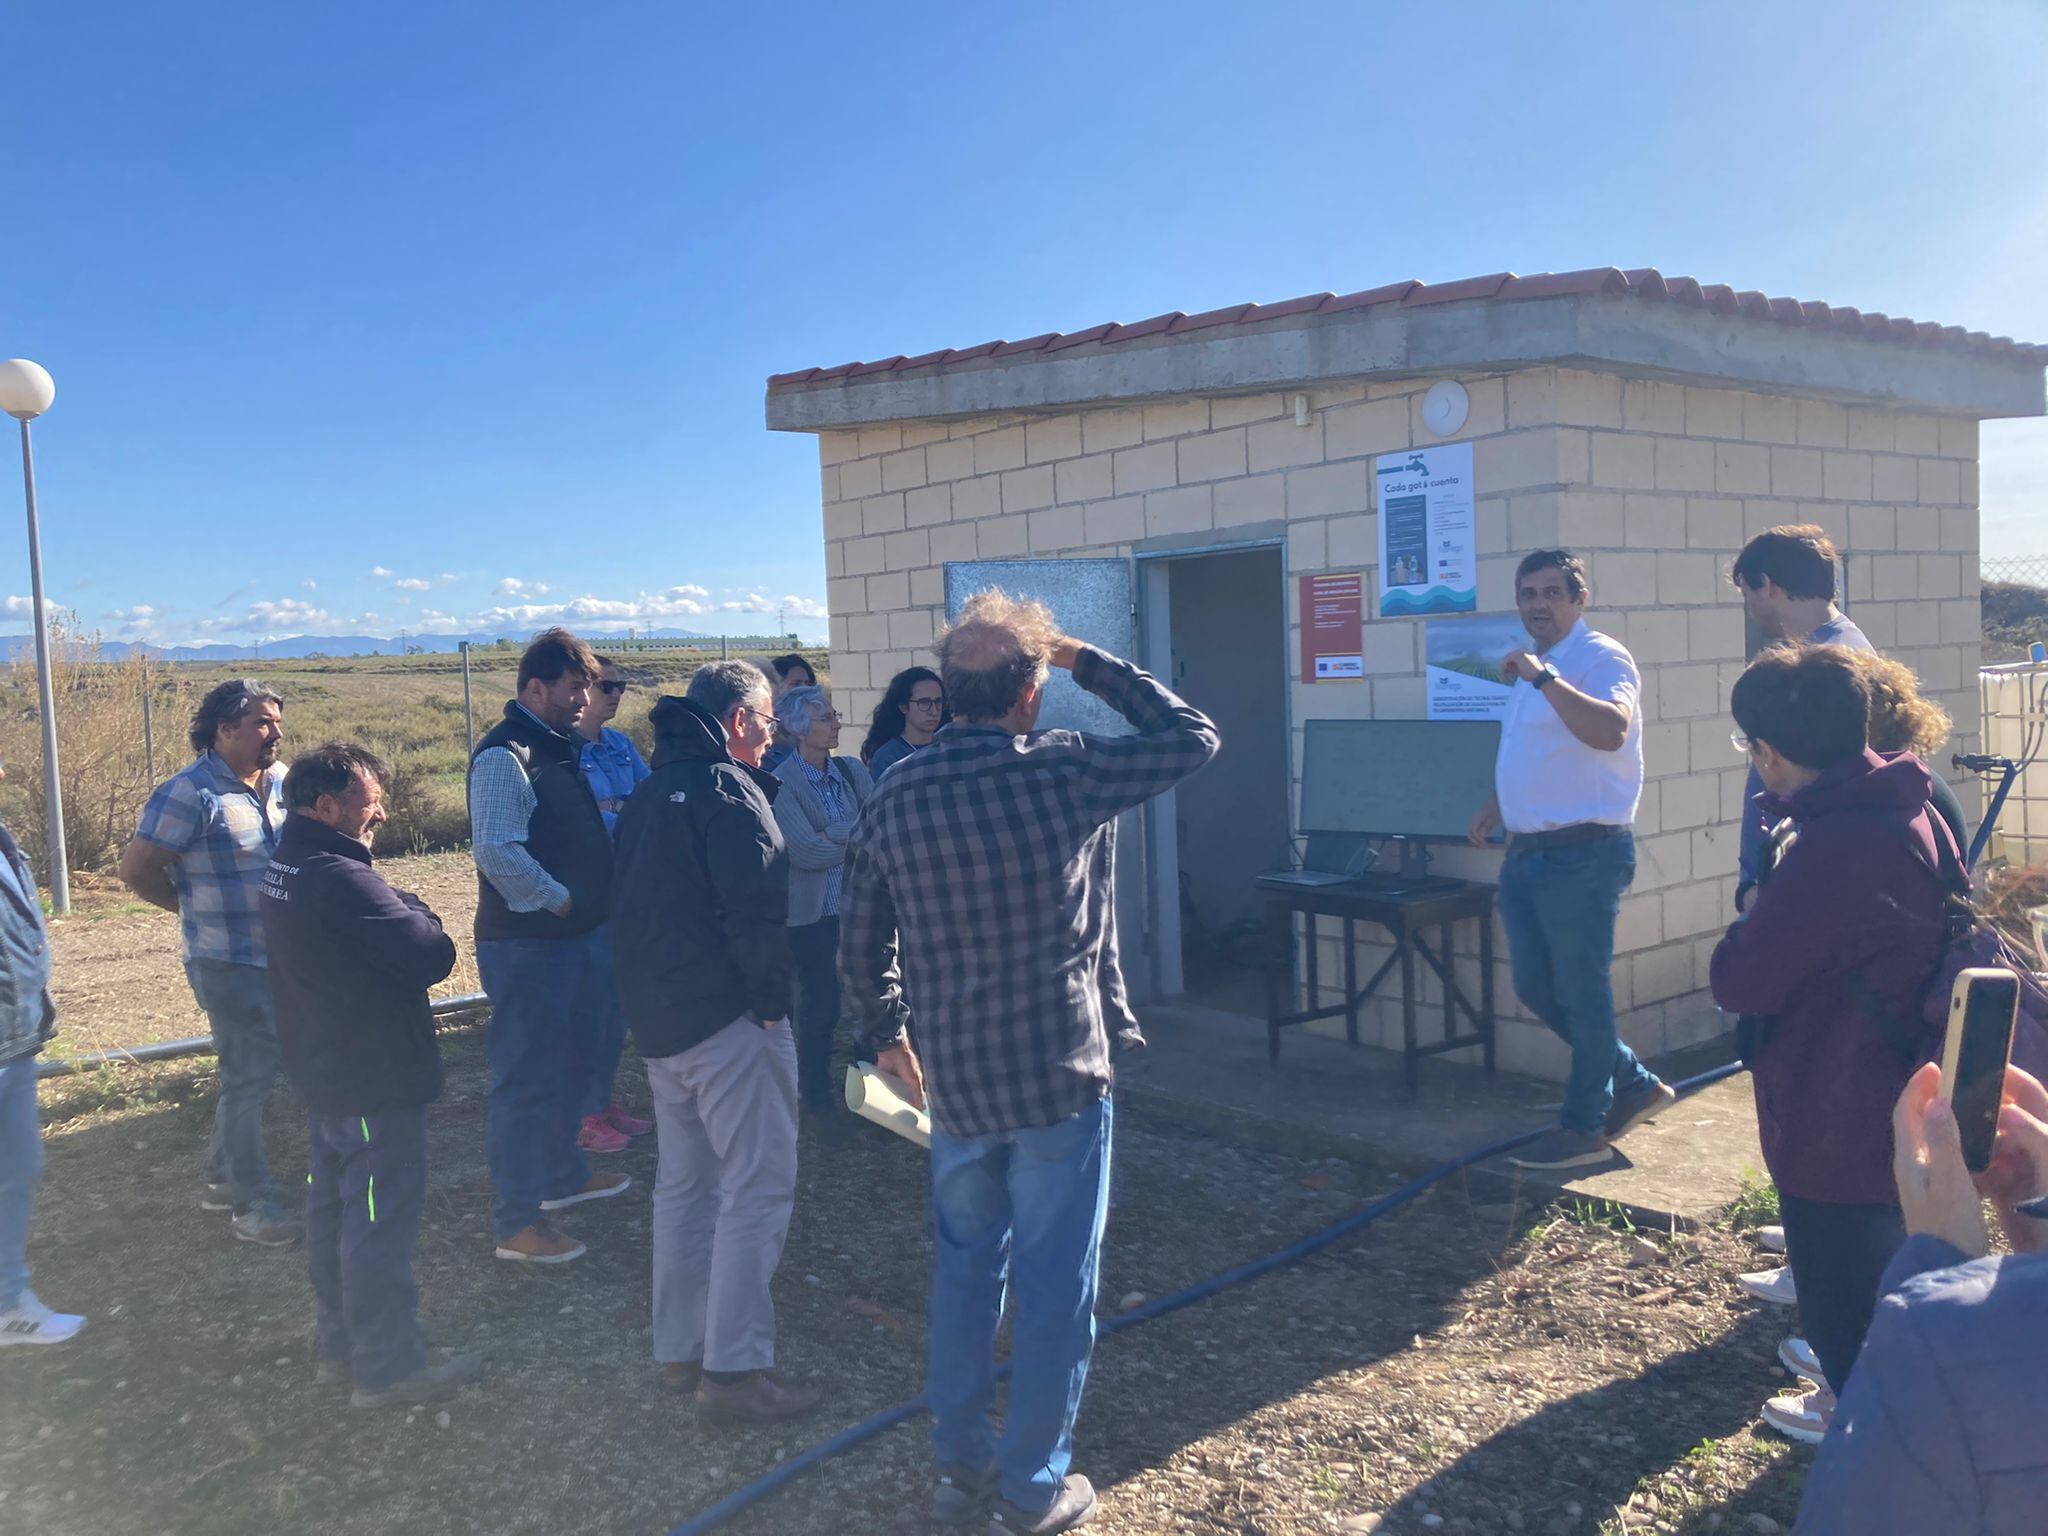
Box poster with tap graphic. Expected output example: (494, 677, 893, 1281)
(1376, 442, 1475, 617)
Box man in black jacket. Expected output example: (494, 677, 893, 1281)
(612, 661, 816, 1424)
(261, 743, 481, 1409)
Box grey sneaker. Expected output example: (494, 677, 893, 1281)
(988, 1474, 1097, 1534)
(1604, 1081, 1676, 1141)
(1507, 1128, 1613, 1172)
(933, 1463, 998, 1528)
(200, 1182, 233, 1212)
(349, 1348, 483, 1410)
(231, 1207, 301, 1247)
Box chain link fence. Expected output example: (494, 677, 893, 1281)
(1984, 555, 2048, 588)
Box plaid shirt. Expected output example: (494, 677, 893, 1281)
(841, 647, 1219, 1137)
(134, 752, 287, 967)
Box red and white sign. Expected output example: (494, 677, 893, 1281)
(1299, 572, 1365, 682)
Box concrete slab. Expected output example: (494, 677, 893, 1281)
(1119, 1003, 1764, 1230)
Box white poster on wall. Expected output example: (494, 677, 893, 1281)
(1426, 612, 1536, 720)
(1376, 441, 1476, 617)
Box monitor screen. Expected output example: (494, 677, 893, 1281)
(1299, 719, 1502, 840)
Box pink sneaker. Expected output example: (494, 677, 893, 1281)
(604, 1103, 654, 1138)
(578, 1115, 630, 1154)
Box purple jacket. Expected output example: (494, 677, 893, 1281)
(1796, 1234, 2048, 1534)
(1709, 751, 1949, 1205)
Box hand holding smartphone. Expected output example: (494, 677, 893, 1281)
(1941, 967, 2021, 1173)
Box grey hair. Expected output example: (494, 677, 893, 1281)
(773, 683, 833, 739)
(685, 660, 772, 725)
(189, 678, 284, 755)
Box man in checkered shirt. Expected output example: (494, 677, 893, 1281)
(842, 590, 1218, 1535)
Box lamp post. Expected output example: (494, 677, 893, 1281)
(0, 359, 69, 914)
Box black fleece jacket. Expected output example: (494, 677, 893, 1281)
(610, 696, 794, 1060)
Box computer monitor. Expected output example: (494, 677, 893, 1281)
(1299, 719, 1502, 877)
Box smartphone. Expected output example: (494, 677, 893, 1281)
(1941, 967, 2020, 1173)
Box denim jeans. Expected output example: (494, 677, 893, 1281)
(579, 925, 631, 1122)
(0, 1056, 42, 1310)
(788, 916, 842, 1113)
(1780, 1194, 1906, 1393)
(928, 1094, 1113, 1514)
(478, 932, 603, 1240)
(1496, 833, 1658, 1135)
(306, 1108, 429, 1392)
(184, 959, 283, 1215)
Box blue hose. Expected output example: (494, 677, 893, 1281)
(665, 1061, 1748, 1536)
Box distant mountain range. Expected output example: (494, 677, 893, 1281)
(0, 626, 807, 663)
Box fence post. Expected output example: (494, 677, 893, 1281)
(721, 634, 728, 660)
(141, 686, 154, 784)
(460, 642, 475, 758)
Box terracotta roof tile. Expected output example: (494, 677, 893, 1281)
(769, 268, 2047, 387)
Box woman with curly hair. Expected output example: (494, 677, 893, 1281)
(1837, 648, 1969, 855)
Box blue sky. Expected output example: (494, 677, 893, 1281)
(4, 1, 2044, 647)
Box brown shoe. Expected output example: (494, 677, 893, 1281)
(1604, 1081, 1677, 1141)
(493, 1223, 587, 1264)
(659, 1360, 703, 1395)
(539, 1171, 632, 1212)
(696, 1370, 821, 1424)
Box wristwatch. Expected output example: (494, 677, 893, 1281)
(1532, 663, 1561, 691)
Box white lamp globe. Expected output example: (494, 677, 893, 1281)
(0, 359, 57, 421)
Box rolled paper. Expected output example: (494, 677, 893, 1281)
(844, 1062, 932, 1149)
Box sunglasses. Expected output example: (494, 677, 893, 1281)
(597, 681, 628, 697)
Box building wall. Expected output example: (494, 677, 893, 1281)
(810, 367, 1983, 1078)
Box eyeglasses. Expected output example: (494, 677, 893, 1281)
(1731, 729, 1755, 754)
(741, 706, 778, 729)
(907, 697, 945, 712)
(815, 710, 843, 724)
(597, 681, 627, 697)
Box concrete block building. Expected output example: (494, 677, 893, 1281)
(766, 268, 2047, 1080)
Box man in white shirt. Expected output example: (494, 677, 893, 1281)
(1467, 550, 1674, 1170)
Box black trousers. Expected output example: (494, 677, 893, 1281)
(1778, 1193, 1906, 1394)
(306, 1107, 429, 1392)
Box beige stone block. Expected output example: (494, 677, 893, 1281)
(1742, 497, 1794, 540)
(1658, 662, 1724, 719)
(1361, 621, 1417, 674)
(923, 438, 976, 483)
(1770, 447, 1824, 498)
(1642, 721, 1689, 779)
(999, 467, 1055, 516)
(1589, 550, 1657, 607)
(924, 521, 976, 566)
(1025, 415, 1083, 464)
(1892, 414, 1938, 455)
(1591, 431, 1655, 490)
(1555, 489, 1625, 546)
(1714, 441, 1772, 495)
(1961, 461, 1979, 506)
(1615, 892, 1664, 955)
(1324, 397, 1410, 460)
(1743, 393, 1800, 444)
(844, 535, 887, 576)
(1633, 944, 1696, 1007)
(1686, 497, 1745, 551)
(1799, 501, 1851, 549)
(837, 456, 882, 500)
(1688, 606, 1745, 660)
(1371, 674, 1429, 717)
(1084, 496, 1146, 545)
(1845, 407, 1895, 452)
(881, 448, 927, 492)
(1286, 460, 1371, 519)
(1081, 409, 1144, 454)
(824, 500, 864, 542)
(1308, 383, 1369, 409)
(1507, 492, 1561, 548)
(1474, 497, 1509, 555)
(1938, 508, 1978, 553)
(1917, 458, 1961, 505)
(1554, 368, 1625, 429)
(1685, 387, 1745, 441)
(883, 529, 929, 569)
(1847, 504, 1896, 549)
(1796, 400, 1848, 449)
(1938, 417, 1978, 459)
(1146, 485, 1214, 536)
(1623, 379, 1686, 434)
(1248, 415, 1325, 473)
(1655, 436, 1714, 494)
(976, 517, 1027, 558)
(1870, 454, 1917, 502)
(1213, 474, 1285, 527)
(1635, 830, 1692, 891)
(868, 570, 911, 613)
(861, 493, 906, 535)
(904, 484, 952, 529)
(1142, 399, 1210, 441)
(901, 422, 948, 449)
(945, 417, 995, 439)
(973, 427, 1027, 475)
(887, 609, 937, 651)
(1557, 427, 1591, 484)
(819, 430, 861, 467)
(826, 577, 865, 617)
(1627, 609, 1689, 665)
(1893, 505, 1941, 551)
(1822, 451, 1873, 503)
(910, 566, 945, 607)
(1211, 393, 1285, 429)
(1895, 599, 1940, 647)
(1027, 505, 1086, 552)
(1113, 441, 1177, 495)
(1327, 514, 1377, 565)
(1938, 597, 1979, 645)
(1691, 823, 1736, 880)
(1624, 492, 1687, 549)
(1289, 518, 1327, 571)
(824, 541, 845, 579)
(1869, 553, 1917, 601)
(1661, 771, 1722, 831)
(1478, 428, 1576, 492)
(1845, 556, 1874, 604)
(1177, 428, 1248, 484)
(1916, 554, 1961, 600)
(856, 425, 902, 458)
(1054, 453, 1114, 506)
(1506, 368, 1557, 429)
(847, 612, 891, 652)
(828, 651, 870, 691)
(1658, 551, 1720, 606)
(820, 464, 840, 504)
(1477, 554, 1520, 610)
(1850, 602, 1896, 647)
(951, 474, 1000, 521)
(1413, 376, 1506, 443)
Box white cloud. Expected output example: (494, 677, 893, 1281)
(302, 579, 318, 590)
(470, 585, 724, 634)
(370, 566, 393, 579)
(494, 576, 554, 598)
(244, 597, 337, 634)
(3, 595, 56, 620)
(782, 595, 829, 620)
(394, 577, 431, 592)
(437, 573, 460, 585)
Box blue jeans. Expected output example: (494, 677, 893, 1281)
(788, 916, 842, 1112)
(185, 959, 283, 1215)
(0, 1056, 42, 1309)
(479, 932, 603, 1240)
(928, 1095, 1113, 1513)
(1496, 834, 1657, 1135)
(579, 925, 630, 1122)
(306, 1108, 429, 1392)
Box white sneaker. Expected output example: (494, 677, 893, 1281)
(1738, 1264, 1798, 1306)
(1761, 1382, 1836, 1444)
(0, 1291, 87, 1347)
(1756, 1224, 1786, 1254)
(1778, 1336, 1828, 1389)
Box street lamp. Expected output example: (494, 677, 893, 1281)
(0, 359, 69, 914)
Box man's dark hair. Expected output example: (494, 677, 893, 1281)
(517, 627, 600, 690)
(282, 742, 390, 811)
(1514, 549, 1589, 602)
(1732, 525, 1838, 601)
(686, 660, 771, 725)
(769, 653, 814, 684)
(1730, 644, 1870, 770)
(188, 678, 284, 755)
